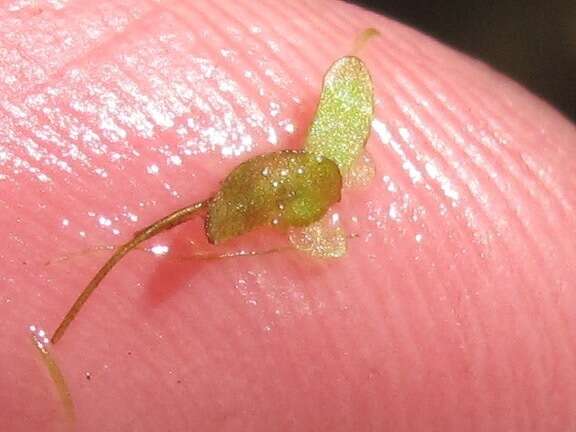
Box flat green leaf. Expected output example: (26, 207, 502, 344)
(305, 56, 374, 173)
(288, 213, 347, 258)
(206, 150, 342, 244)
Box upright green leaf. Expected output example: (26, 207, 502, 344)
(305, 56, 374, 173)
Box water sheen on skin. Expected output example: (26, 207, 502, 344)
(1, 1, 576, 432)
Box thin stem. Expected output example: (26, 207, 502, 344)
(176, 245, 288, 261)
(51, 200, 209, 345)
(31, 335, 75, 428)
(45, 245, 118, 266)
(46, 242, 286, 265)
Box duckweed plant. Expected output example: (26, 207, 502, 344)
(50, 30, 377, 346)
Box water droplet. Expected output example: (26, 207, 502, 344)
(168, 155, 182, 166)
(150, 245, 169, 256)
(29, 324, 51, 351)
(147, 164, 160, 175)
(98, 216, 112, 227)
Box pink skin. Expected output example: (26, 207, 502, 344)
(1, 1, 575, 431)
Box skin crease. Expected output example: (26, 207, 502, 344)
(0, 0, 575, 431)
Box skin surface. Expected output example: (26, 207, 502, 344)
(1, 1, 575, 431)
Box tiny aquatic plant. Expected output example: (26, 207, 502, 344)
(50, 29, 378, 346)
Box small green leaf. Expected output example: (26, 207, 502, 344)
(206, 150, 342, 244)
(288, 213, 347, 258)
(305, 56, 374, 173)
